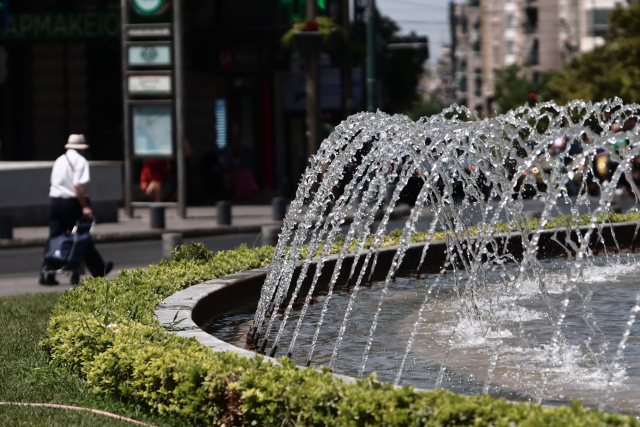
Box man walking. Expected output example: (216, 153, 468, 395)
(39, 134, 113, 285)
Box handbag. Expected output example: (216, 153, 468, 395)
(43, 230, 92, 270)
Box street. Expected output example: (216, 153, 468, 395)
(0, 233, 259, 297)
(1, 194, 634, 298)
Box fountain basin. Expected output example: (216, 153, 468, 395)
(156, 221, 640, 397)
(158, 99, 640, 413)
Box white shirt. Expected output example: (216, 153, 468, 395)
(49, 149, 90, 198)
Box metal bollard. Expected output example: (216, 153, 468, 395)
(0, 214, 12, 239)
(272, 197, 288, 221)
(217, 200, 232, 225)
(261, 224, 281, 247)
(150, 205, 165, 229)
(162, 232, 183, 260)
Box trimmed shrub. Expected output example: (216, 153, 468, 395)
(42, 222, 640, 426)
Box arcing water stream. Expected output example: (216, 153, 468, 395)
(224, 99, 640, 410)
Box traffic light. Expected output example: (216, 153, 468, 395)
(528, 92, 537, 107)
(0, 0, 9, 29)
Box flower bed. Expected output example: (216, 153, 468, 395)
(42, 216, 640, 426)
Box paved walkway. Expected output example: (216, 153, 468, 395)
(1, 196, 636, 297)
(0, 204, 283, 249)
(0, 204, 283, 297)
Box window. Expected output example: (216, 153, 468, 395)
(506, 14, 513, 29)
(473, 16, 481, 30)
(589, 8, 611, 37)
(524, 7, 538, 33)
(473, 37, 481, 53)
(527, 38, 539, 65)
(459, 76, 467, 91)
(506, 41, 514, 55)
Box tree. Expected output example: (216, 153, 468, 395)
(539, 2, 640, 104)
(493, 64, 536, 113)
(405, 95, 446, 121)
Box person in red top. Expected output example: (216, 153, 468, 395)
(140, 158, 169, 202)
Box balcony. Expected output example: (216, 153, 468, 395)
(522, 6, 538, 34)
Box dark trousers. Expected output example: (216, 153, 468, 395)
(42, 198, 107, 277)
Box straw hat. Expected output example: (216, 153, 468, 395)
(65, 134, 89, 150)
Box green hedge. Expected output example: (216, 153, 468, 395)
(43, 227, 640, 425)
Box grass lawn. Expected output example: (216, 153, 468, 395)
(0, 292, 191, 427)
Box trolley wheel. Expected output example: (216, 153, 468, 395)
(70, 271, 80, 286)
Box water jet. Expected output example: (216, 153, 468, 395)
(201, 99, 640, 412)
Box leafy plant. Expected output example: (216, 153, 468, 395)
(493, 64, 537, 114)
(539, 2, 640, 104)
(405, 95, 447, 121)
(171, 242, 213, 262)
(42, 232, 640, 426)
(280, 16, 346, 50)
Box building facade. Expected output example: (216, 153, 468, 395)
(0, 0, 122, 162)
(0, 0, 362, 202)
(448, 0, 626, 115)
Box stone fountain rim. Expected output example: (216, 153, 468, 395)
(155, 220, 640, 376)
(154, 234, 464, 385)
(153, 262, 366, 383)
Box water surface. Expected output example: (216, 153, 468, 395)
(207, 253, 640, 412)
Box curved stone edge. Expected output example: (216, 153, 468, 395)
(154, 220, 640, 388)
(154, 266, 359, 385)
(153, 240, 424, 355)
(155, 270, 268, 359)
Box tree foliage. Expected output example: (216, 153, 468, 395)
(493, 64, 536, 113)
(539, 2, 640, 104)
(405, 95, 447, 120)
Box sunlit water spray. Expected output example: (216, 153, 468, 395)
(216, 99, 640, 411)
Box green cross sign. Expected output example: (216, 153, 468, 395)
(131, 0, 170, 16)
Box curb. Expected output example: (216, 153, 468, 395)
(154, 266, 360, 386)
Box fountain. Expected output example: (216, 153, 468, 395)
(208, 98, 640, 412)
